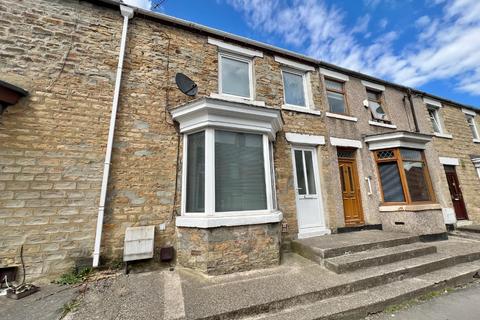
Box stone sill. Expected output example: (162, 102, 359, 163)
(210, 93, 266, 107)
(433, 132, 453, 139)
(474, 138, 480, 144)
(379, 203, 441, 212)
(282, 104, 321, 115)
(368, 120, 397, 129)
(325, 112, 358, 122)
(176, 211, 283, 228)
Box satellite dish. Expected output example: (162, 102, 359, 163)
(175, 73, 198, 96)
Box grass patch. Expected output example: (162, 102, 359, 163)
(61, 299, 81, 318)
(55, 267, 93, 285)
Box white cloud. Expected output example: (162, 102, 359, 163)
(225, 0, 480, 97)
(378, 18, 388, 29)
(123, 0, 152, 10)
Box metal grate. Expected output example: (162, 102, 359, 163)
(377, 150, 395, 159)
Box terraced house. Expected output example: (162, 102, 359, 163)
(1, 0, 480, 280)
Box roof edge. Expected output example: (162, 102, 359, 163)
(92, 0, 479, 112)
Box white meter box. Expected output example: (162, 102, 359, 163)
(123, 226, 155, 262)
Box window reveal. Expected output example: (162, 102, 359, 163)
(325, 79, 347, 114)
(282, 70, 306, 107)
(367, 90, 390, 123)
(220, 54, 251, 98)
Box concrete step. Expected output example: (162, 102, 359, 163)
(324, 243, 437, 274)
(292, 231, 419, 263)
(245, 261, 480, 320)
(189, 242, 480, 320)
(456, 225, 480, 234)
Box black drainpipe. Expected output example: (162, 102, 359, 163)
(407, 88, 420, 132)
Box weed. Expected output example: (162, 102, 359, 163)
(61, 299, 80, 318)
(55, 267, 93, 285)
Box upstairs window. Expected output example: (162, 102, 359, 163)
(466, 114, 479, 140)
(375, 148, 434, 204)
(367, 90, 390, 123)
(219, 53, 252, 99)
(325, 79, 347, 114)
(427, 105, 442, 134)
(282, 69, 307, 107)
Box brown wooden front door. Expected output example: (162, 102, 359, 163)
(338, 149, 364, 226)
(444, 165, 468, 220)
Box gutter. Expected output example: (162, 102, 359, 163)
(93, 4, 134, 268)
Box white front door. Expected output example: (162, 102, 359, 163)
(291, 147, 328, 238)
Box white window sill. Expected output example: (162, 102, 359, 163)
(368, 120, 397, 129)
(379, 204, 441, 212)
(326, 112, 358, 122)
(474, 138, 480, 144)
(176, 210, 283, 228)
(210, 93, 266, 107)
(433, 132, 453, 139)
(282, 104, 321, 115)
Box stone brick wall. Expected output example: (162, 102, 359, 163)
(0, 0, 122, 278)
(177, 223, 280, 275)
(416, 99, 480, 223)
(2, 0, 476, 279)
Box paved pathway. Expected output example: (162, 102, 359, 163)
(1, 284, 78, 320)
(369, 281, 480, 320)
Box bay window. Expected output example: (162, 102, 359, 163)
(171, 97, 283, 227)
(375, 148, 434, 204)
(184, 128, 274, 215)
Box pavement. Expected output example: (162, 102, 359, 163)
(367, 281, 480, 320)
(1, 233, 479, 320)
(0, 284, 78, 320)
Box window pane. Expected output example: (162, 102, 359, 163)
(294, 150, 306, 195)
(221, 56, 250, 98)
(466, 116, 479, 139)
(404, 161, 431, 201)
(186, 131, 205, 212)
(304, 150, 316, 195)
(400, 148, 422, 161)
(283, 71, 306, 106)
(428, 109, 440, 133)
(327, 91, 346, 114)
(367, 90, 379, 101)
(325, 79, 343, 91)
(369, 100, 387, 120)
(378, 162, 405, 202)
(215, 131, 266, 212)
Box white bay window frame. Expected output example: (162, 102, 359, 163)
(171, 97, 283, 228)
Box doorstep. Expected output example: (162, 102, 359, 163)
(179, 237, 480, 320)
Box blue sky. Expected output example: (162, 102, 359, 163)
(125, 0, 480, 108)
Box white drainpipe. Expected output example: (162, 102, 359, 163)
(93, 5, 134, 268)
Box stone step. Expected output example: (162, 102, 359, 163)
(292, 231, 419, 262)
(457, 225, 480, 234)
(324, 243, 437, 274)
(245, 261, 480, 320)
(190, 243, 480, 320)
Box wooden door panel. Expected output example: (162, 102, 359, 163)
(444, 165, 468, 220)
(338, 156, 364, 226)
